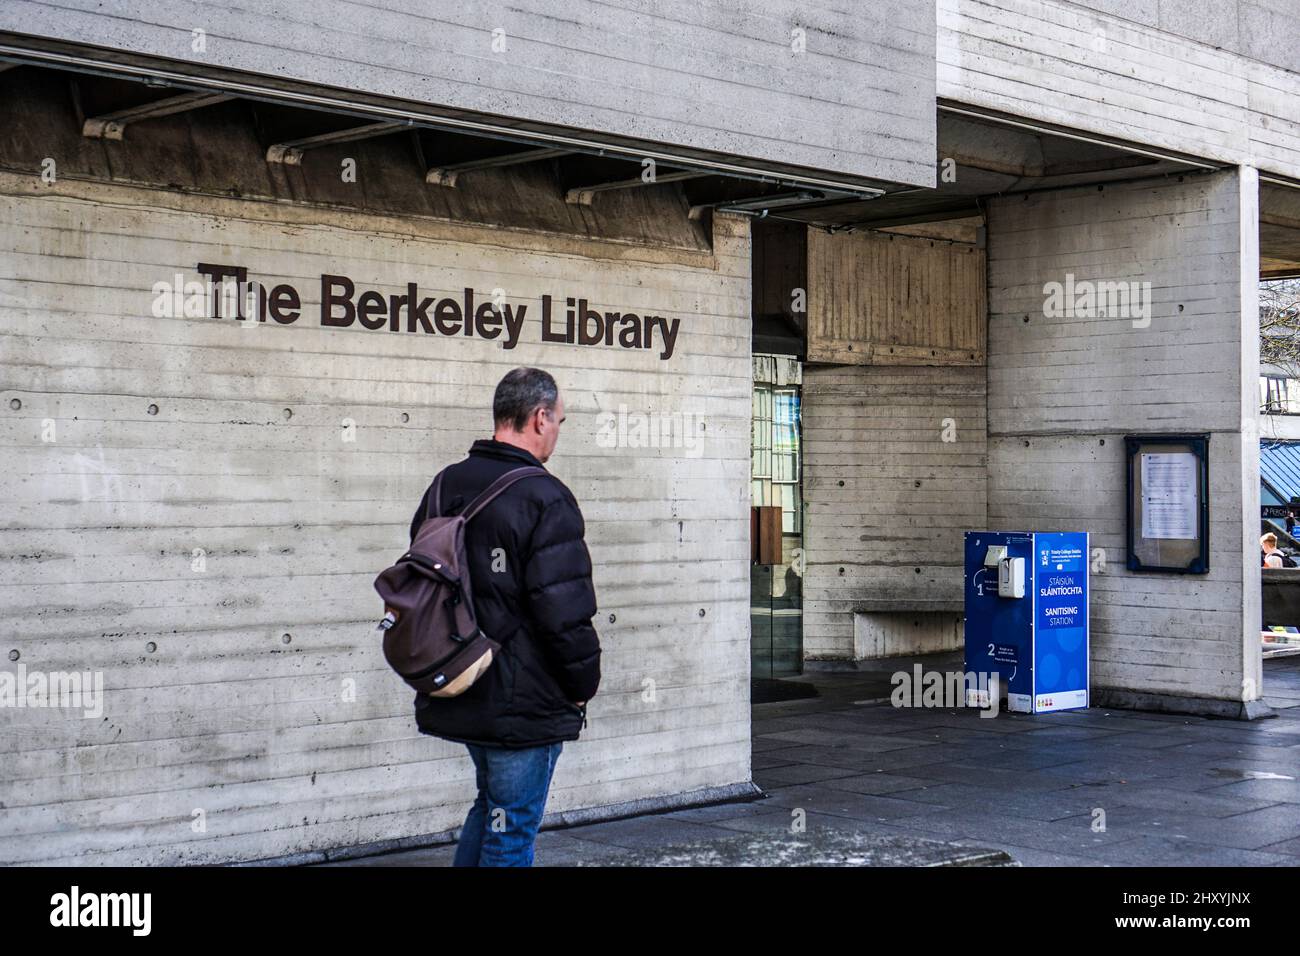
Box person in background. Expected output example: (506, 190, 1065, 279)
(1261, 532, 1295, 568)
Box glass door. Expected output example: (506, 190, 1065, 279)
(751, 355, 804, 679)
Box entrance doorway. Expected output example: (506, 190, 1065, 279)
(751, 354, 804, 678)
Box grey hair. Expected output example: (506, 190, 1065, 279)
(493, 367, 558, 431)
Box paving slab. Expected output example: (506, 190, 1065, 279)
(754, 763, 870, 787)
(1202, 776, 1300, 803)
(752, 751, 807, 771)
(945, 839, 1109, 867)
(1159, 738, 1300, 760)
(1047, 782, 1282, 818)
(1051, 803, 1300, 851)
(818, 772, 941, 796)
(886, 808, 1144, 858)
(1078, 835, 1298, 867)
(704, 808, 884, 835)
(755, 784, 958, 822)
(652, 800, 787, 826)
(953, 747, 1103, 772)
(752, 736, 811, 754)
(882, 760, 1104, 792)
(583, 828, 1018, 867)
(1259, 835, 1300, 858)
(557, 815, 743, 851)
(878, 781, 1120, 823)
(758, 727, 946, 753)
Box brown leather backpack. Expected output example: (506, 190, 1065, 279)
(374, 466, 547, 697)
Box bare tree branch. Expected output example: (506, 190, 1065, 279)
(1261, 279, 1300, 378)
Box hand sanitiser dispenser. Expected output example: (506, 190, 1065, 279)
(997, 556, 1025, 599)
(982, 545, 1024, 599)
(964, 531, 1090, 714)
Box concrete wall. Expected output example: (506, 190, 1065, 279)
(1071, 0, 1300, 76)
(986, 169, 1261, 709)
(802, 365, 988, 660)
(0, 171, 753, 864)
(939, 0, 1300, 182)
(0, 0, 938, 188)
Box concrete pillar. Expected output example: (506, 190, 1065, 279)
(986, 168, 1265, 718)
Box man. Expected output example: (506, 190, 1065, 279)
(1261, 531, 1296, 569)
(408, 366, 601, 866)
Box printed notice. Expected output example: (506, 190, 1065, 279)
(1141, 452, 1198, 539)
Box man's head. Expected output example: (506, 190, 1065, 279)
(492, 367, 565, 463)
(1262, 532, 1279, 552)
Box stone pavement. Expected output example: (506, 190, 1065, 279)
(325, 653, 1300, 867)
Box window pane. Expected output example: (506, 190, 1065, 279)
(772, 389, 800, 483)
(752, 386, 773, 478)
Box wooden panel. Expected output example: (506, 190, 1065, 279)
(753, 506, 783, 565)
(806, 229, 986, 366)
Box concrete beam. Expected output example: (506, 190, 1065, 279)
(697, 188, 884, 220)
(688, 190, 826, 221)
(82, 91, 232, 140)
(565, 169, 708, 205)
(424, 147, 570, 187)
(0, 0, 939, 186)
(266, 121, 406, 165)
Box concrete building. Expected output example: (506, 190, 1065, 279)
(1, 1, 1297, 864)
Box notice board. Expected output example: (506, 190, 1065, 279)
(1124, 434, 1209, 574)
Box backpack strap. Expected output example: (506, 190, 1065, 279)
(461, 466, 549, 522)
(426, 470, 446, 520)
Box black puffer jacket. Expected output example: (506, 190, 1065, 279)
(407, 439, 601, 747)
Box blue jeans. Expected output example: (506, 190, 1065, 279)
(452, 741, 563, 867)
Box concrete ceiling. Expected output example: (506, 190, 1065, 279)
(8, 54, 1300, 279)
(1262, 184, 1300, 278)
(772, 108, 1300, 281)
(775, 110, 1201, 230)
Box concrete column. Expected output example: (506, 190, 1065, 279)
(986, 168, 1265, 718)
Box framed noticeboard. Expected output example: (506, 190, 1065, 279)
(1125, 434, 1209, 574)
